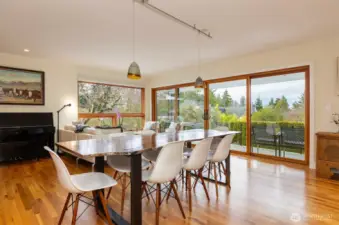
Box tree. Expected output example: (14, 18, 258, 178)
(268, 98, 275, 107)
(221, 89, 233, 108)
(292, 93, 305, 109)
(240, 96, 246, 107)
(254, 96, 263, 111)
(275, 95, 289, 112)
(209, 90, 219, 106)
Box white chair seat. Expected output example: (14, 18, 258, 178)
(142, 149, 161, 162)
(71, 172, 117, 192)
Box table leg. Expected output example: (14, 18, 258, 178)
(95, 156, 130, 225)
(130, 154, 142, 225)
(187, 141, 192, 149)
(226, 154, 231, 188)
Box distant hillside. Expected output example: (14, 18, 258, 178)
(0, 80, 42, 91)
(0, 80, 41, 86)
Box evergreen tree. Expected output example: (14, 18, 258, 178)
(221, 89, 233, 107)
(240, 96, 246, 107)
(292, 93, 305, 109)
(254, 96, 263, 111)
(268, 97, 275, 107)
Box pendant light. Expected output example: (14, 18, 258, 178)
(195, 31, 204, 88)
(127, 0, 141, 80)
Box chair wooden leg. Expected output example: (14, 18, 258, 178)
(208, 162, 211, 179)
(213, 163, 219, 198)
(58, 193, 72, 225)
(218, 163, 222, 180)
(181, 169, 184, 186)
(113, 171, 119, 179)
(121, 173, 127, 213)
(71, 194, 80, 225)
(98, 191, 114, 225)
(106, 187, 112, 200)
(171, 181, 186, 219)
(199, 170, 210, 201)
(92, 191, 99, 215)
(156, 184, 161, 225)
(193, 170, 199, 190)
(187, 170, 192, 212)
(166, 184, 172, 202)
(221, 162, 226, 175)
(185, 170, 188, 191)
(142, 183, 150, 201)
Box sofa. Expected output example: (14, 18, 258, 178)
(59, 124, 122, 170)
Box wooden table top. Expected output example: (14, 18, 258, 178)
(56, 129, 240, 158)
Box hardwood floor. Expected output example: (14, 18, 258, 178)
(0, 154, 339, 225)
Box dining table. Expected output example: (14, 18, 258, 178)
(56, 129, 239, 225)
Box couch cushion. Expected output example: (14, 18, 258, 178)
(64, 124, 76, 131)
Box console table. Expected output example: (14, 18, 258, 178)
(316, 132, 339, 180)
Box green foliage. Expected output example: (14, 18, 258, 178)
(292, 93, 305, 109)
(240, 96, 246, 107)
(221, 89, 233, 107)
(254, 96, 263, 111)
(252, 106, 282, 121)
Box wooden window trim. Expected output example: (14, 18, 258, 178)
(151, 65, 310, 165)
(78, 81, 146, 128)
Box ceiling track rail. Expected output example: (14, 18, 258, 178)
(135, 0, 212, 39)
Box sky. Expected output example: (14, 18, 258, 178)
(0, 69, 41, 83)
(211, 73, 305, 107)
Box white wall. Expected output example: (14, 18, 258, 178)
(147, 35, 339, 169)
(0, 53, 148, 129)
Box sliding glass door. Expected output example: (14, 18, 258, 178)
(178, 86, 204, 130)
(155, 89, 176, 132)
(209, 80, 247, 152)
(250, 72, 306, 161)
(152, 66, 309, 164)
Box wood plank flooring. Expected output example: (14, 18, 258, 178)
(0, 154, 339, 225)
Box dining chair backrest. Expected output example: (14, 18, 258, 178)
(107, 155, 130, 170)
(184, 137, 213, 170)
(211, 134, 235, 163)
(148, 141, 185, 184)
(44, 146, 81, 193)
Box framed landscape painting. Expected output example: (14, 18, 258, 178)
(0, 66, 45, 105)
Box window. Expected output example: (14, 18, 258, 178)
(153, 84, 205, 132)
(78, 81, 145, 130)
(152, 66, 309, 165)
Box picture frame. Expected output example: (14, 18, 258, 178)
(0, 66, 45, 105)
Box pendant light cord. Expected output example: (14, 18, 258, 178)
(197, 31, 201, 77)
(133, 0, 136, 62)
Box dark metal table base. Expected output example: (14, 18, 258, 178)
(94, 155, 142, 225)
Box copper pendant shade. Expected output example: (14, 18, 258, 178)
(127, 61, 141, 80)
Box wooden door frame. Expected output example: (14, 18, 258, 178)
(151, 65, 310, 165)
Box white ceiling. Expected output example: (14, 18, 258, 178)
(1, 0, 339, 75)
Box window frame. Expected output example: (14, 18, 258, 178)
(78, 81, 145, 129)
(151, 66, 310, 165)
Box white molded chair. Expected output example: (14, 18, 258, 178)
(142, 141, 186, 225)
(44, 146, 117, 225)
(182, 137, 213, 211)
(207, 134, 235, 197)
(140, 130, 161, 162)
(106, 155, 151, 212)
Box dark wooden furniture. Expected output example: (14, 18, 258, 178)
(316, 132, 339, 180)
(56, 129, 238, 225)
(0, 112, 55, 162)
